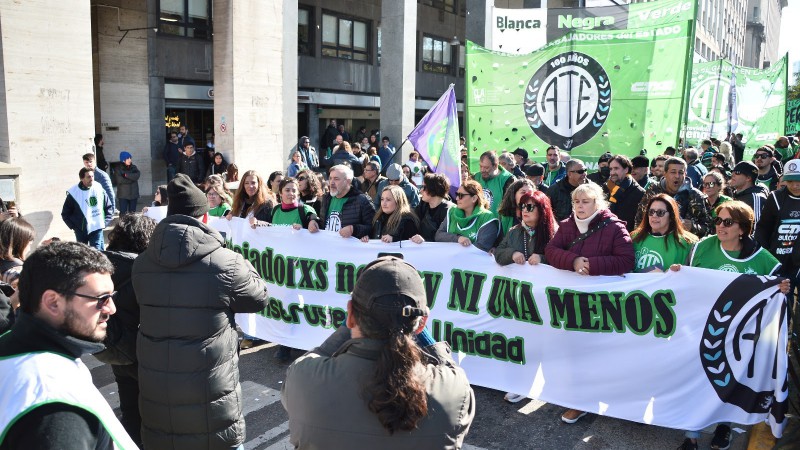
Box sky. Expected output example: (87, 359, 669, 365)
(779, 1, 800, 79)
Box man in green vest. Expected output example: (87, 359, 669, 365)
(0, 242, 138, 449)
(474, 151, 514, 214)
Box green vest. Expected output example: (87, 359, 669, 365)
(446, 207, 498, 243)
(476, 167, 512, 214)
(632, 234, 692, 272)
(499, 214, 517, 236)
(689, 235, 781, 275)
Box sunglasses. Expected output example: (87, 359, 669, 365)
(297, 176, 308, 181)
(569, 169, 587, 174)
(753, 154, 772, 160)
(714, 217, 737, 227)
(703, 182, 717, 188)
(518, 203, 536, 212)
(648, 209, 668, 217)
(62, 290, 117, 310)
(455, 192, 473, 199)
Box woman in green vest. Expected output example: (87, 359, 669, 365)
(269, 177, 320, 232)
(671, 200, 789, 450)
(630, 194, 697, 272)
(205, 184, 232, 218)
(435, 180, 499, 252)
(702, 172, 731, 218)
(496, 178, 536, 237)
(360, 185, 419, 243)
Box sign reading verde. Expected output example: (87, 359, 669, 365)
(686, 57, 788, 155)
(467, 20, 694, 167)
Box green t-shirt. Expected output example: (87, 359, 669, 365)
(272, 204, 316, 227)
(544, 167, 561, 186)
(325, 196, 347, 232)
(208, 203, 231, 218)
(689, 235, 781, 275)
(709, 194, 732, 218)
(632, 234, 692, 272)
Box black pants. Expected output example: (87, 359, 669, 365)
(112, 363, 141, 447)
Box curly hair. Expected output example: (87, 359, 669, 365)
(350, 300, 427, 434)
(107, 213, 157, 254)
(497, 178, 536, 218)
(296, 169, 323, 199)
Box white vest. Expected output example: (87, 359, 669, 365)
(67, 183, 107, 234)
(0, 352, 138, 449)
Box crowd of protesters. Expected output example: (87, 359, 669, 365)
(2, 123, 800, 449)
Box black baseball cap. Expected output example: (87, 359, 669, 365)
(351, 257, 429, 319)
(524, 163, 545, 177)
(732, 161, 758, 181)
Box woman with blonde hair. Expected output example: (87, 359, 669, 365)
(226, 169, 276, 228)
(435, 179, 498, 252)
(361, 185, 419, 243)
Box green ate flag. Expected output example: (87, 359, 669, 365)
(466, 22, 694, 170)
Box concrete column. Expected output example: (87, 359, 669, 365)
(308, 104, 320, 149)
(94, 1, 153, 195)
(380, 0, 417, 163)
(0, 0, 96, 240)
(213, 0, 297, 176)
(466, 0, 492, 47)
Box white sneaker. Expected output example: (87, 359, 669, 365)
(504, 392, 526, 403)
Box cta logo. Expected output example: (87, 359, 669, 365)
(524, 52, 610, 150)
(700, 275, 788, 417)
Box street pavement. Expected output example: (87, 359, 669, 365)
(84, 342, 749, 450)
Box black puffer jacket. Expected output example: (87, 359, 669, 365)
(132, 214, 269, 450)
(319, 187, 376, 238)
(94, 250, 138, 366)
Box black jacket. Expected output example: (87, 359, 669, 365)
(133, 215, 269, 450)
(0, 313, 112, 450)
(368, 214, 419, 241)
(115, 164, 140, 200)
(608, 177, 646, 232)
(93, 251, 138, 366)
(415, 200, 453, 242)
(546, 177, 583, 222)
(320, 187, 376, 238)
(178, 152, 205, 184)
(733, 184, 768, 224)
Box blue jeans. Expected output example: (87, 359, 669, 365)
(167, 164, 177, 183)
(118, 198, 138, 215)
(75, 229, 104, 250)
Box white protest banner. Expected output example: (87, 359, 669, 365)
(143, 205, 168, 222)
(211, 218, 788, 435)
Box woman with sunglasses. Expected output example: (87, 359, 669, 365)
(296, 169, 324, 217)
(630, 194, 697, 272)
(435, 180, 499, 252)
(496, 179, 537, 236)
(702, 172, 731, 219)
(495, 191, 557, 266)
(671, 200, 788, 450)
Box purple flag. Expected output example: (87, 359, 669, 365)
(408, 85, 461, 193)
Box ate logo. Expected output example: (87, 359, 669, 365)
(689, 74, 731, 125)
(700, 275, 788, 417)
(524, 52, 610, 150)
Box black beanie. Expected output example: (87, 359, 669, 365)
(167, 174, 209, 217)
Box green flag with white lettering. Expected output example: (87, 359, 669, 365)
(466, 20, 694, 170)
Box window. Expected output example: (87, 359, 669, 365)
(299, 7, 313, 55)
(159, 0, 212, 39)
(421, 0, 456, 13)
(321, 13, 370, 62)
(458, 44, 465, 77)
(422, 35, 452, 74)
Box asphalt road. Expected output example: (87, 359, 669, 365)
(84, 342, 749, 450)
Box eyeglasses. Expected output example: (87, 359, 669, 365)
(519, 203, 536, 212)
(62, 290, 117, 310)
(297, 176, 308, 181)
(703, 182, 717, 188)
(714, 217, 737, 227)
(569, 169, 587, 174)
(455, 192, 473, 199)
(648, 209, 668, 217)
(754, 154, 772, 160)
